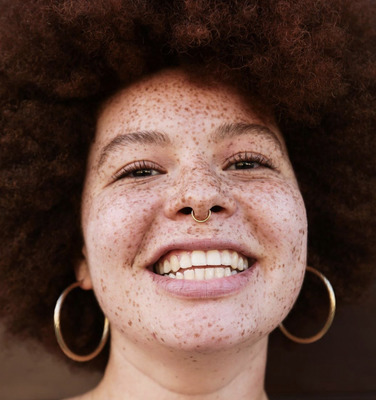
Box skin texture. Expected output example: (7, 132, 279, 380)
(73, 69, 307, 400)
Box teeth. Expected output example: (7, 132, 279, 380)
(194, 268, 205, 280)
(163, 260, 171, 274)
(170, 255, 180, 272)
(231, 252, 239, 269)
(191, 250, 206, 266)
(155, 250, 251, 280)
(180, 253, 192, 269)
(238, 257, 244, 271)
(183, 269, 195, 280)
(207, 250, 221, 265)
(176, 271, 184, 279)
(205, 268, 215, 279)
(215, 267, 225, 278)
(222, 250, 232, 265)
(165, 267, 240, 280)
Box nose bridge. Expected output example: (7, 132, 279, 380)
(180, 159, 222, 203)
(184, 160, 221, 194)
(165, 158, 236, 220)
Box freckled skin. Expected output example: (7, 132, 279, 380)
(76, 69, 307, 400)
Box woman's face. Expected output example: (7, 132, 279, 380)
(80, 69, 307, 355)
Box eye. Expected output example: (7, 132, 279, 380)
(112, 160, 165, 181)
(225, 152, 274, 171)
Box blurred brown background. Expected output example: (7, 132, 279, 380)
(0, 281, 375, 400)
(266, 279, 376, 399)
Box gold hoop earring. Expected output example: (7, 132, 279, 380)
(279, 266, 336, 344)
(54, 282, 110, 362)
(191, 209, 211, 223)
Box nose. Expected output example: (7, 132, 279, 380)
(164, 163, 237, 222)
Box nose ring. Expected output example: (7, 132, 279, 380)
(191, 209, 211, 223)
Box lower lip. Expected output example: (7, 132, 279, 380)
(149, 263, 258, 299)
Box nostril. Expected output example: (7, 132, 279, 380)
(179, 205, 223, 216)
(211, 205, 224, 213)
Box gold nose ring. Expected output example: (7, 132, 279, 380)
(191, 209, 211, 223)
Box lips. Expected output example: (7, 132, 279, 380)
(153, 250, 254, 281)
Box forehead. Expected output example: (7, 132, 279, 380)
(96, 69, 278, 143)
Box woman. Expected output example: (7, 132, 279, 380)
(0, 1, 375, 399)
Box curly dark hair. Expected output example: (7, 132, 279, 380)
(0, 0, 375, 370)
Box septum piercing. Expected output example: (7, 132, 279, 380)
(191, 209, 211, 223)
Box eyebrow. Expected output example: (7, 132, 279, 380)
(213, 122, 283, 151)
(97, 130, 171, 169)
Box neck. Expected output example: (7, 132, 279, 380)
(79, 331, 269, 400)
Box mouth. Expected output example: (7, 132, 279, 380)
(153, 250, 255, 280)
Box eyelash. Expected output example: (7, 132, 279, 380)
(225, 152, 275, 170)
(112, 160, 165, 180)
(112, 152, 274, 181)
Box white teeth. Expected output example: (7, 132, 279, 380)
(170, 255, 180, 272)
(183, 269, 195, 280)
(215, 267, 225, 278)
(180, 253, 192, 269)
(191, 250, 206, 266)
(205, 268, 215, 279)
(238, 257, 244, 271)
(163, 260, 171, 274)
(221, 250, 232, 265)
(231, 252, 239, 269)
(176, 271, 184, 279)
(155, 250, 251, 280)
(194, 268, 205, 280)
(165, 267, 241, 280)
(207, 250, 221, 265)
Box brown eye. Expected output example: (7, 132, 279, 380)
(112, 161, 165, 181)
(225, 152, 274, 171)
(232, 161, 261, 170)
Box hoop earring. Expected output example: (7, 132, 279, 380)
(279, 266, 336, 344)
(54, 282, 110, 362)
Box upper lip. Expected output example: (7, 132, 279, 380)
(144, 238, 258, 271)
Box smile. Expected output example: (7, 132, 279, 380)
(154, 250, 251, 280)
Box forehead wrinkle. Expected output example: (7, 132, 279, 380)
(97, 130, 171, 170)
(213, 122, 283, 152)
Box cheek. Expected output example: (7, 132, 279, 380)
(236, 180, 307, 310)
(238, 179, 307, 257)
(83, 185, 162, 269)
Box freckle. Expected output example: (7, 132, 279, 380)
(128, 320, 132, 326)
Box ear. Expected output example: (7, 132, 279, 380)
(75, 250, 93, 290)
